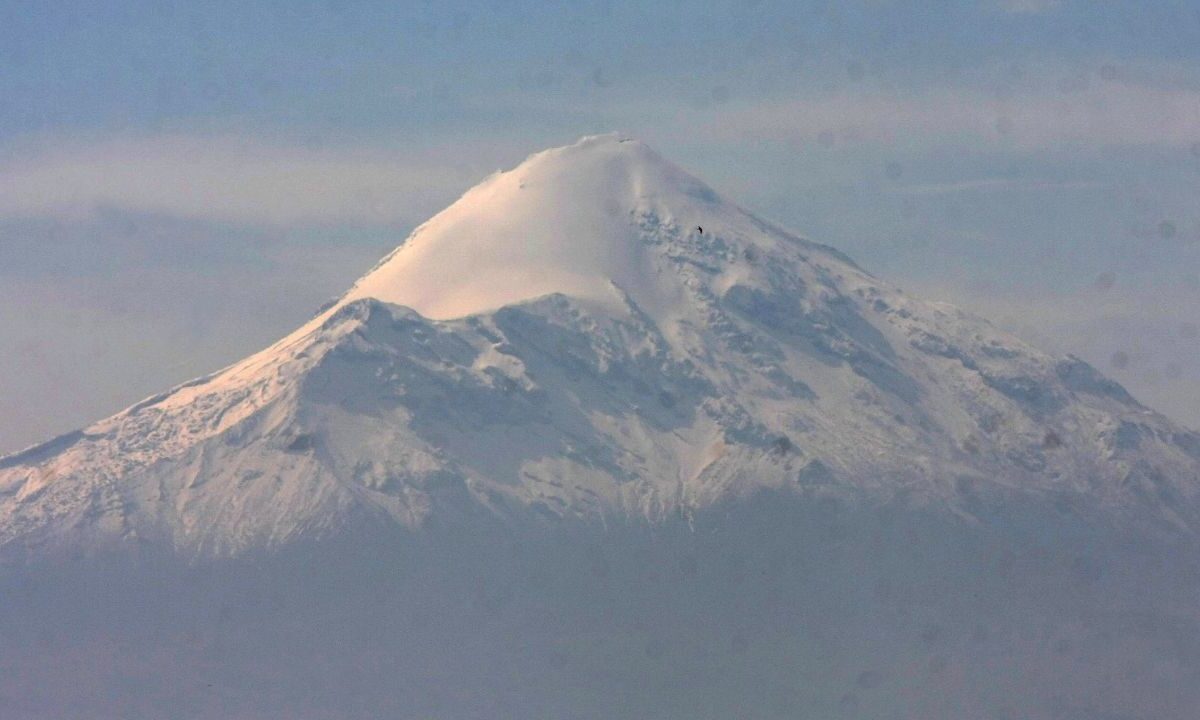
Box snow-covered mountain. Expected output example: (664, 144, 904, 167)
(7, 135, 1200, 720)
(2, 133, 1198, 559)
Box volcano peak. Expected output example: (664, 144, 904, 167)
(337, 134, 758, 321)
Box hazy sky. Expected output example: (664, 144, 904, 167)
(1, 0, 1199, 453)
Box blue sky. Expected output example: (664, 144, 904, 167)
(1, 0, 1199, 451)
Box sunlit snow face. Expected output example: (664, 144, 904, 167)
(338, 136, 739, 322)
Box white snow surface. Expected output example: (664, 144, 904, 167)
(340, 134, 695, 321)
(2, 134, 1199, 558)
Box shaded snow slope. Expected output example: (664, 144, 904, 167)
(2, 134, 1198, 558)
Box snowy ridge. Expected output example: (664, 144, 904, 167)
(2, 134, 1199, 558)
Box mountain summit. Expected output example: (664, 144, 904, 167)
(340, 133, 711, 320)
(2, 134, 1198, 558)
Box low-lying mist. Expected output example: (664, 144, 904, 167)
(3, 490, 1197, 720)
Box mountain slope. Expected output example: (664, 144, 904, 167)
(2, 133, 1198, 559)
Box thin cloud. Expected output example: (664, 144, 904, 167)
(994, 0, 1062, 14)
(897, 178, 1106, 195)
(0, 135, 495, 227)
(3, 74, 1197, 230)
(707, 81, 1200, 150)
